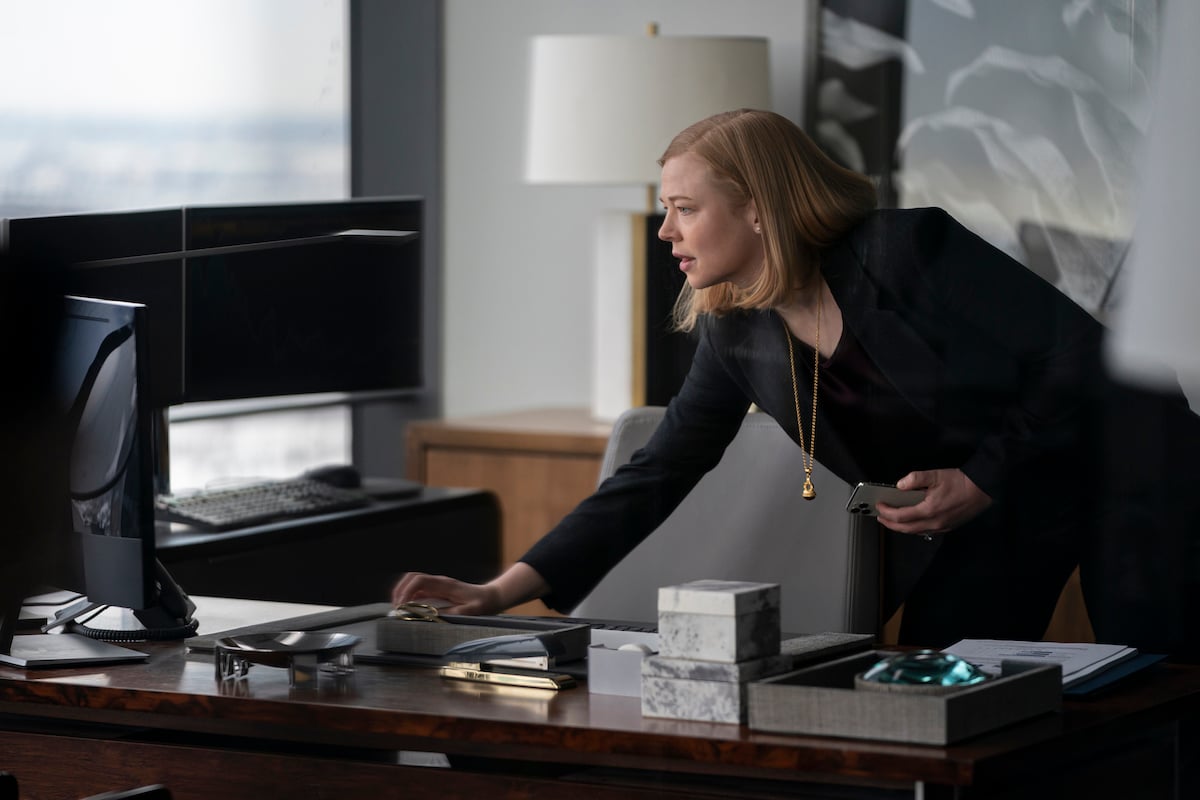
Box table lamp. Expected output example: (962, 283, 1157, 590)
(524, 27, 771, 419)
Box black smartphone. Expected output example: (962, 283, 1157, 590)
(845, 482, 925, 516)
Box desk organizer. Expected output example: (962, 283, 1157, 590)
(747, 650, 1062, 745)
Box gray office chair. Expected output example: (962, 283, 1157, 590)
(571, 407, 880, 635)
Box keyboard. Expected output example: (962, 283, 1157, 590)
(156, 478, 370, 530)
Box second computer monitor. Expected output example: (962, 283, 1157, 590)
(53, 295, 195, 636)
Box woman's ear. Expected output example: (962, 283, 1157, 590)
(747, 201, 761, 233)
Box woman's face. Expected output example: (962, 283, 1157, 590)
(658, 153, 763, 290)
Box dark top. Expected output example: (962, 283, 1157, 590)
(807, 325, 951, 485)
(522, 207, 1110, 644)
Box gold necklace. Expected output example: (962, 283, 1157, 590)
(782, 290, 821, 500)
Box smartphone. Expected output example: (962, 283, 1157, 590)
(845, 482, 925, 516)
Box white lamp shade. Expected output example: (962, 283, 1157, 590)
(525, 35, 771, 185)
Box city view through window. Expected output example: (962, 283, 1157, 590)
(1, 0, 352, 489)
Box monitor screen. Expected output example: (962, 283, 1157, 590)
(2, 198, 424, 409)
(184, 197, 422, 249)
(3, 209, 186, 407)
(184, 229, 421, 402)
(0, 249, 68, 661)
(2, 207, 182, 263)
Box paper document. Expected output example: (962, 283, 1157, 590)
(944, 639, 1138, 687)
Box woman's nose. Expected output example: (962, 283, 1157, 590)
(658, 216, 675, 241)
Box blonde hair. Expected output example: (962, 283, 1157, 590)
(661, 109, 877, 332)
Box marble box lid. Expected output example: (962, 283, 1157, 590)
(657, 579, 780, 616)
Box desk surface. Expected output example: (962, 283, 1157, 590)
(1, 598, 1197, 798)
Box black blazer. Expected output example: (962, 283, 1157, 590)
(523, 207, 1107, 642)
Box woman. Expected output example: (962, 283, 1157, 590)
(395, 109, 1105, 646)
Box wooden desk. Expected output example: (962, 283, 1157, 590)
(406, 409, 612, 615)
(0, 599, 1196, 799)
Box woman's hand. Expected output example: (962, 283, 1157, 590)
(391, 573, 502, 616)
(875, 468, 992, 537)
(391, 562, 549, 616)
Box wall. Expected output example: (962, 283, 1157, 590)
(442, 0, 814, 417)
(350, 0, 443, 476)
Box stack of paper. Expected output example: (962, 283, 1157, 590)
(944, 640, 1138, 688)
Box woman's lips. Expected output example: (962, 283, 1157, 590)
(677, 255, 695, 271)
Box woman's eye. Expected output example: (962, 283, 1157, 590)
(677, 206, 693, 215)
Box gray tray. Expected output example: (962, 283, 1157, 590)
(747, 650, 1062, 745)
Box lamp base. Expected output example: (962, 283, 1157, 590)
(591, 211, 695, 421)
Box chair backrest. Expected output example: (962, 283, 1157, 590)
(571, 406, 879, 635)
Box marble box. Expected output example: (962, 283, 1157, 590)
(641, 674, 748, 723)
(640, 651, 794, 723)
(657, 580, 781, 663)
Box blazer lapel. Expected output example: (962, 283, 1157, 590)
(823, 235, 945, 426)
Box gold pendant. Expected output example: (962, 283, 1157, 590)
(802, 475, 816, 500)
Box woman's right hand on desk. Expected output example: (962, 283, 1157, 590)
(391, 573, 500, 615)
(391, 562, 549, 616)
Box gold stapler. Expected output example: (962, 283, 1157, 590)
(438, 633, 577, 690)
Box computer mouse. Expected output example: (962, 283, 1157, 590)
(301, 463, 362, 489)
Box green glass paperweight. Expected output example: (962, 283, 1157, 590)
(856, 650, 988, 694)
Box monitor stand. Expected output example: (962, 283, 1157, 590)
(0, 562, 195, 668)
(0, 600, 148, 668)
(41, 561, 198, 643)
(0, 633, 148, 668)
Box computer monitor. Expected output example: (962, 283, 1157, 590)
(1, 208, 187, 409)
(2, 197, 424, 494)
(184, 228, 421, 402)
(0, 249, 71, 663)
(52, 297, 196, 635)
(1, 295, 196, 666)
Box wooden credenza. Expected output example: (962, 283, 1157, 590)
(405, 408, 612, 615)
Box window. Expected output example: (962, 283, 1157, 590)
(0, 0, 347, 215)
(167, 404, 351, 491)
(0, 0, 351, 490)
